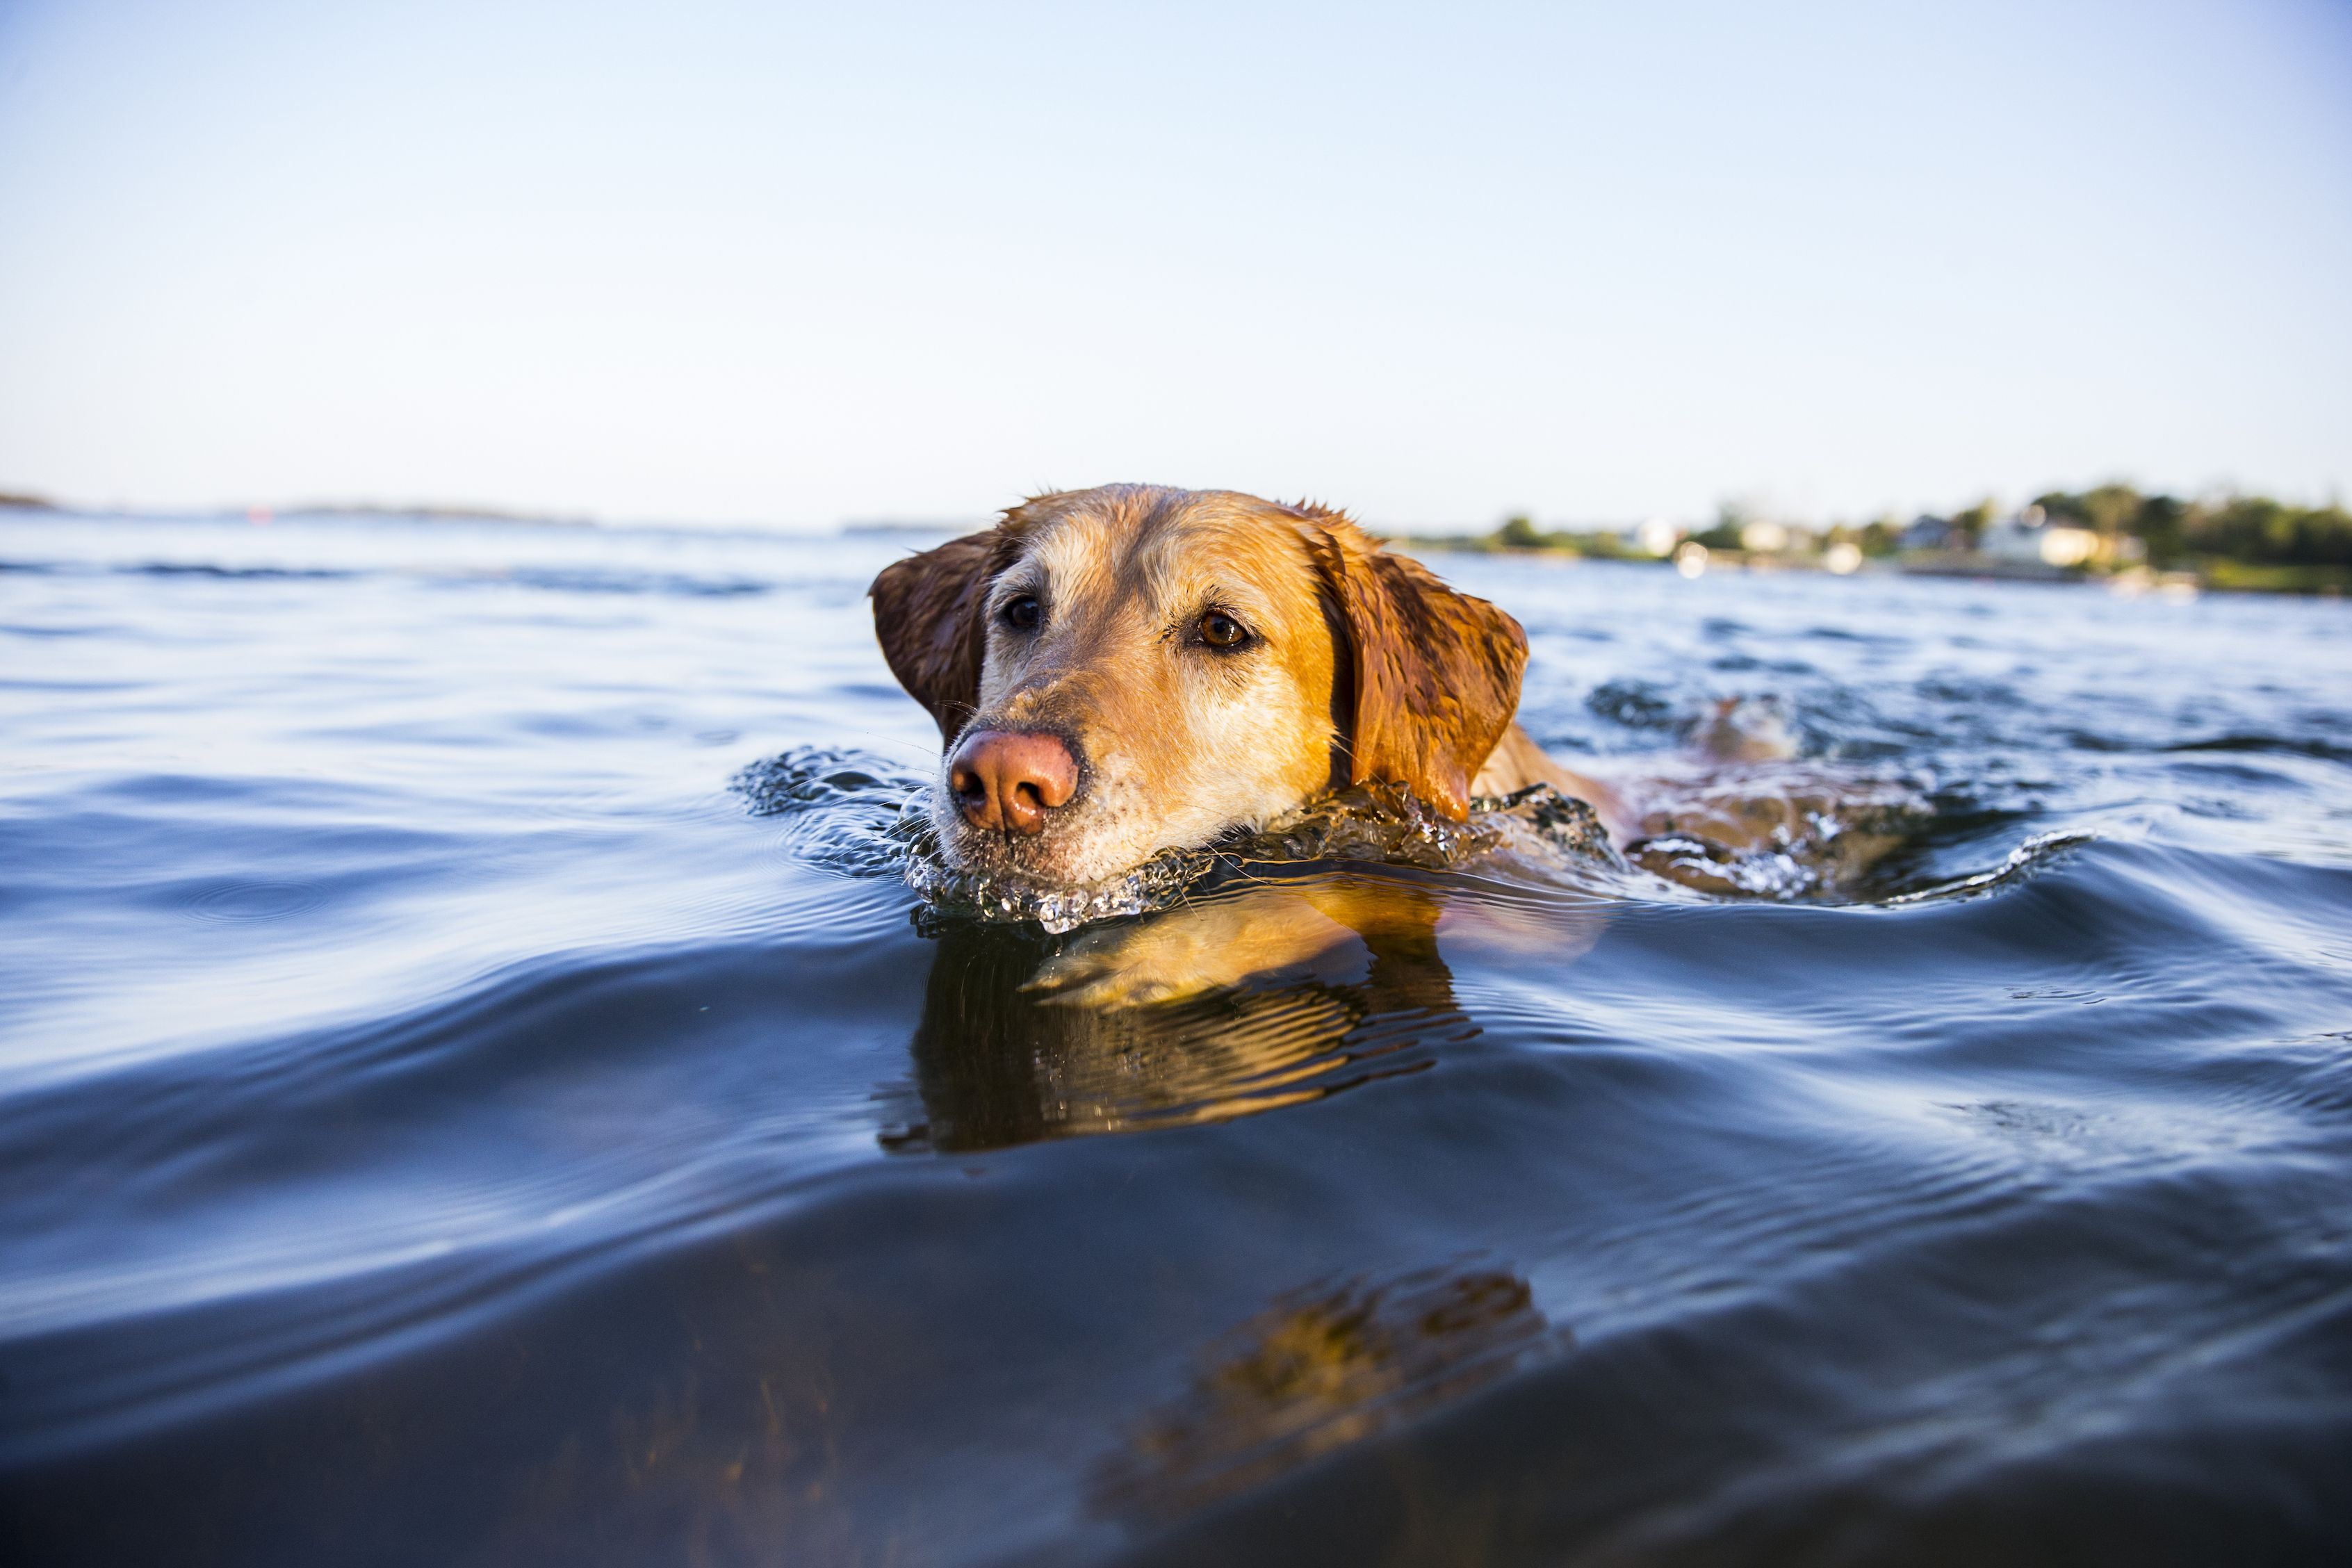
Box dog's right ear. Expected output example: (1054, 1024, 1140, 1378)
(870, 530, 1002, 744)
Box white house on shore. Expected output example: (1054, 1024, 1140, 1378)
(1981, 505, 2137, 569)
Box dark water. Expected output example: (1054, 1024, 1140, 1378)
(3, 510, 2350, 1566)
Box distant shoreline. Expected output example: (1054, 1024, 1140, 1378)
(1391, 538, 2346, 598)
(0, 492, 995, 538)
(0, 492, 593, 528)
(9, 487, 2346, 595)
(271, 502, 599, 527)
(1391, 485, 2352, 598)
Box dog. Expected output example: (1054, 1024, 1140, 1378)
(872, 484, 1631, 876)
(869, 483, 1843, 1004)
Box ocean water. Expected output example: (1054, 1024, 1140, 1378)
(2, 509, 2349, 1566)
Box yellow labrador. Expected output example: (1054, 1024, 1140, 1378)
(871, 484, 1831, 1003)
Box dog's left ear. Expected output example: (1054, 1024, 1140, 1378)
(870, 529, 1002, 743)
(1307, 523, 1528, 820)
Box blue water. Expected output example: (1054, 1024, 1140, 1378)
(3, 509, 2349, 1565)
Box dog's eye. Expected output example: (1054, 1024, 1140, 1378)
(1198, 610, 1249, 649)
(1002, 594, 1041, 631)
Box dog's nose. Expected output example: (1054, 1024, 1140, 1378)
(947, 729, 1078, 835)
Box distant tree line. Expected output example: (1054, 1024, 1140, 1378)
(2032, 484, 2352, 571)
(1492, 515, 1641, 557)
(1418, 485, 2350, 592)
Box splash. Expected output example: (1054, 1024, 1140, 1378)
(735, 746, 1949, 928)
(736, 751, 1628, 932)
(730, 748, 934, 877)
(734, 749, 1211, 929)
(1255, 780, 1622, 875)
(1613, 763, 1931, 900)
(909, 782, 1628, 933)
(905, 839, 1224, 935)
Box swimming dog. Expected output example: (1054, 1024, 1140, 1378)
(869, 483, 1844, 1002)
(872, 484, 1633, 879)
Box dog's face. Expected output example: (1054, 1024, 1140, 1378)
(872, 485, 1527, 890)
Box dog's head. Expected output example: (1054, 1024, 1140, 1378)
(871, 484, 1527, 889)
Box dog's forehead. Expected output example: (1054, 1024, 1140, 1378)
(1020, 495, 1312, 610)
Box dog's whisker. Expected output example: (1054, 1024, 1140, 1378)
(850, 730, 939, 762)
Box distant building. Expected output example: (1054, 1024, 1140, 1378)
(1980, 505, 2078, 568)
(1979, 505, 2144, 569)
(1900, 514, 1954, 550)
(1631, 516, 1681, 557)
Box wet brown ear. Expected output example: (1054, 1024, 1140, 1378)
(1305, 522, 1528, 820)
(870, 530, 1002, 743)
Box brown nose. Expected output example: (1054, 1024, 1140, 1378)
(947, 729, 1078, 835)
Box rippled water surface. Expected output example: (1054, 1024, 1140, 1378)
(4, 510, 2351, 1565)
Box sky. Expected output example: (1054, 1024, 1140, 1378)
(1, 0, 2347, 531)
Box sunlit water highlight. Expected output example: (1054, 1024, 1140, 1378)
(2, 509, 2349, 1565)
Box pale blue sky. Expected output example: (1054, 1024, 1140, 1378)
(1, 0, 2346, 529)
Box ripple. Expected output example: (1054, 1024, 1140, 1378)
(11, 518, 2352, 1565)
(1883, 829, 2098, 906)
(183, 882, 325, 922)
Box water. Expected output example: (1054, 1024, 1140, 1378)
(3, 509, 2349, 1565)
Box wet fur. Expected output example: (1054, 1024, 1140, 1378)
(871, 484, 1623, 891)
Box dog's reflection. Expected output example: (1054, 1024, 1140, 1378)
(890, 872, 1601, 1154)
